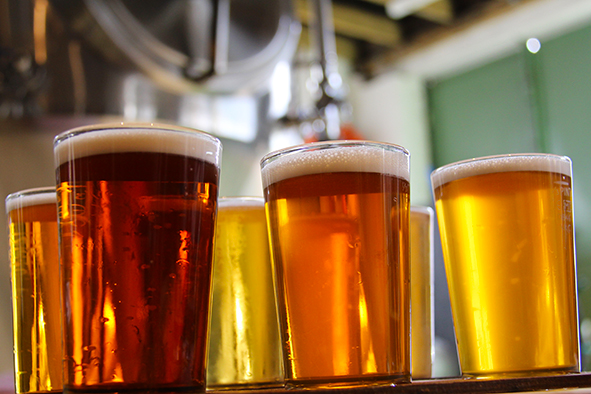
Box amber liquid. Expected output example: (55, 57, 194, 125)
(434, 170, 579, 378)
(265, 171, 410, 387)
(9, 203, 63, 394)
(207, 202, 283, 389)
(57, 152, 218, 392)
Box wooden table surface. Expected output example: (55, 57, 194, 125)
(221, 373, 591, 394)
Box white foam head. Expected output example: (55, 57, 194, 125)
(431, 153, 572, 190)
(54, 123, 222, 167)
(5, 187, 56, 214)
(218, 197, 264, 211)
(260, 141, 410, 188)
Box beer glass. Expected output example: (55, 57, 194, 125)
(261, 141, 411, 388)
(207, 197, 283, 389)
(6, 187, 62, 394)
(54, 124, 222, 393)
(431, 153, 580, 378)
(410, 206, 434, 380)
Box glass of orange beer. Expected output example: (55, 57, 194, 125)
(6, 187, 63, 394)
(261, 141, 411, 388)
(431, 153, 580, 378)
(410, 206, 434, 380)
(54, 123, 222, 393)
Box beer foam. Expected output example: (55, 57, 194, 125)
(5, 187, 56, 213)
(218, 197, 264, 211)
(431, 154, 572, 189)
(54, 123, 221, 166)
(261, 142, 410, 188)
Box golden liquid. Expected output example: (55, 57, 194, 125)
(9, 203, 63, 394)
(265, 172, 410, 387)
(410, 208, 433, 379)
(207, 202, 284, 389)
(434, 170, 579, 378)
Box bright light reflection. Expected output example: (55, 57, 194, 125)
(526, 38, 541, 54)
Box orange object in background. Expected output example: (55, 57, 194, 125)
(303, 122, 365, 143)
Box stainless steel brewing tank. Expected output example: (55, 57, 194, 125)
(2, 0, 301, 142)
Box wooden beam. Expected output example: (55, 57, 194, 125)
(295, 0, 402, 48)
(359, 0, 541, 77)
(298, 25, 359, 61)
(415, 0, 454, 24)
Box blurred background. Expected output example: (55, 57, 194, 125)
(2, 0, 591, 383)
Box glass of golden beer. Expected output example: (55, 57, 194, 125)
(53, 123, 221, 393)
(431, 153, 580, 378)
(6, 187, 62, 394)
(410, 206, 434, 380)
(261, 141, 411, 388)
(207, 197, 283, 389)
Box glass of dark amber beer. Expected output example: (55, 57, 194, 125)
(207, 197, 283, 389)
(261, 141, 411, 388)
(431, 153, 580, 378)
(6, 187, 63, 394)
(410, 206, 434, 380)
(54, 123, 221, 393)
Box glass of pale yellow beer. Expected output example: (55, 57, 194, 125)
(261, 141, 411, 388)
(410, 206, 434, 380)
(6, 187, 63, 394)
(53, 124, 221, 393)
(431, 153, 580, 378)
(207, 197, 284, 389)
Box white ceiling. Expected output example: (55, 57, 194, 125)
(393, 0, 591, 80)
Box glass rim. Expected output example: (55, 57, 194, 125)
(53, 122, 220, 147)
(53, 122, 222, 168)
(5, 186, 56, 214)
(218, 196, 264, 209)
(260, 140, 409, 168)
(411, 205, 434, 216)
(431, 153, 572, 189)
(260, 140, 410, 189)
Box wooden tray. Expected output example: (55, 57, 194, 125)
(225, 373, 591, 394)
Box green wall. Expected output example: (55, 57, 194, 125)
(430, 53, 539, 165)
(429, 23, 591, 368)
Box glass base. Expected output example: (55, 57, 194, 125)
(461, 365, 580, 380)
(205, 380, 285, 391)
(64, 384, 205, 394)
(285, 374, 409, 390)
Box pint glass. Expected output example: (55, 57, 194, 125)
(54, 124, 221, 392)
(410, 206, 434, 380)
(431, 153, 580, 378)
(207, 197, 283, 389)
(6, 187, 62, 394)
(261, 141, 411, 388)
